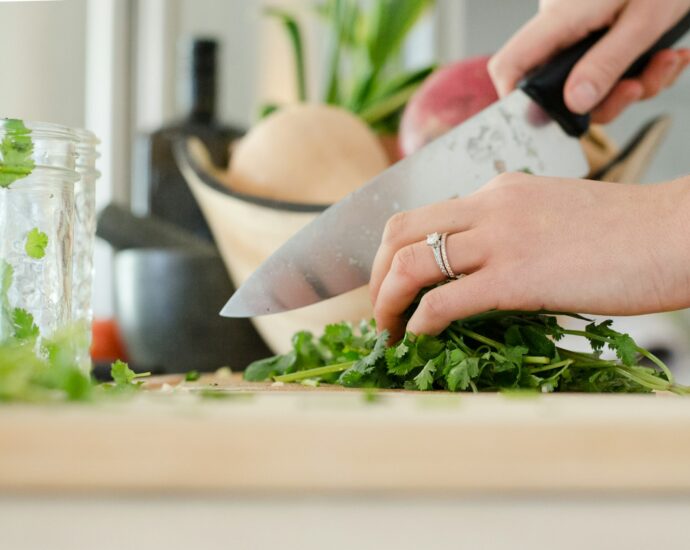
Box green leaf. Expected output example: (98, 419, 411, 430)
(338, 329, 388, 386)
(258, 103, 281, 119)
(0, 260, 12, 296)
(61, 368, 93, 401)
(416, 334, 444, 360)
(25, 228, 48, 259)
(111, 360, 149, 387)
(0, 119, 35, 187)
(387, 333, 425, 376)
(0, 261, 13, 339)
(322, 0, 363, 104)
(447, 357, 479, 392)
(504, 345, 529, 366)
(292, 331, 324, 369)
(244, 352, 296, 382)
(357, 65, 435, 124)
(414, 359, 436, 390)
(585, 320, 614, 352)
(365, 0, 433, 67)
(522, 325, 556, 358)
(613, 333, 638, 366)
(185, 370, 201, 382)
(265, 7, 308, 102)
(11, 308, 39, 340)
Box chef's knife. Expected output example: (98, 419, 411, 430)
(223, 10, 690, 318)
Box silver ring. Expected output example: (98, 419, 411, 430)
(440, 232, 458, 279)
(426, 232, 452, 280)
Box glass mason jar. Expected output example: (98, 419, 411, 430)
(0, 120, 79, 350)
(72, 128, 100, 369)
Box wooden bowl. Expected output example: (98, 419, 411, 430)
(174, 137, 373, 354)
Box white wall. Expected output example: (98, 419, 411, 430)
(138, 0, 318, 132)
(0, 0, 87, 127)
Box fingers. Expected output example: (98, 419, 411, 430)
(591, 49, 690, 123)
(373, 231, 485, 342)
(369, 198, 478, 305)
(564, 3, 682, 114)
(590, 80, 644, 124)
(489, 9, 591, 96)
(636, 49, 682, 99)
(406, 273, 500, 337)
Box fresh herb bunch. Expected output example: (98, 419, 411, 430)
(245, 311, 688, 394)
(263, 0, 436, 133)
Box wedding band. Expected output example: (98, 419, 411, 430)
(426, 232, 453, 280)
(440, 232, 458, 279)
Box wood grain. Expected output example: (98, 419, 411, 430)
(1, 376, 690, 494)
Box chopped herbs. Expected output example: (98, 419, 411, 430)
(25, 228, 48, 259)
(185, 370, 201, 382)
(110, 359, 150, 388)
(0, 119, 35, 187)
(245, 311, 689, 395)
(11, 308, 39, 340)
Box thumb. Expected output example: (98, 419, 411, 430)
(564, 3, 680, 114)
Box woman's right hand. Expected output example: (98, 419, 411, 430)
(488, 0, 690, 123)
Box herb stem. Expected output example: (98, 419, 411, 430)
(523, 356, 551, 365)
(529, 359, 574, 374)
(274, 361, 355, 383)
(455, 327, 503, 350)
(562, 329, 675, 383)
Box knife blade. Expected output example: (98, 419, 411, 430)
(222, 10, 690, 318)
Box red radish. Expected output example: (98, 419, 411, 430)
(399, 55, 499, 156)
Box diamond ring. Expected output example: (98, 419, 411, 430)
(426, 232, 458, 280)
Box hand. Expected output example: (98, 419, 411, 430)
(489, 0, 690, 123)
(369, 174, 690, 342)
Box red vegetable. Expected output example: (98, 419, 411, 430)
(399, 55, 499, 156)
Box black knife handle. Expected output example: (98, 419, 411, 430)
(519, 8, 690, 137)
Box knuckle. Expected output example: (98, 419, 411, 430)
(489, 171, 522, 188)
(417, 291, 447, 324)
(382, 212, 408, 246)
(485, 177, 528, 208)
(487, 54, 502, 80)
(587, 58, 624, 87)
(391, 246, 419, 284)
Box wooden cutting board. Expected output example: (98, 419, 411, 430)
(2, 374, 690, 494)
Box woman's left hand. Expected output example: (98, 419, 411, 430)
(369, 172, 690, 342)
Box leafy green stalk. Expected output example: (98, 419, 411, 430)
(275, 361, 355, 382)
(244, 311, 689, 395)
(265, 0, 435, 131)
(265, 8, 309, 102)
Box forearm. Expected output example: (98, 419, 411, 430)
(647, 175, 690, 311)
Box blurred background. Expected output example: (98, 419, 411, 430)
(1, 0, 689, 379)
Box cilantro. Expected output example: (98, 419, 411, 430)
(413, 359, 437, 391)
(11, 308, 39, 340)
(0, 119, 35, 187)
(25, 228, 48, 259)
(244, 310, 689, 395)
(185, 370, 201, 382)
(111, 360, 150, 387)
(0, 261, 13, 338)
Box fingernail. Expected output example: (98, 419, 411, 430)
(569, 80, 599, 113)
